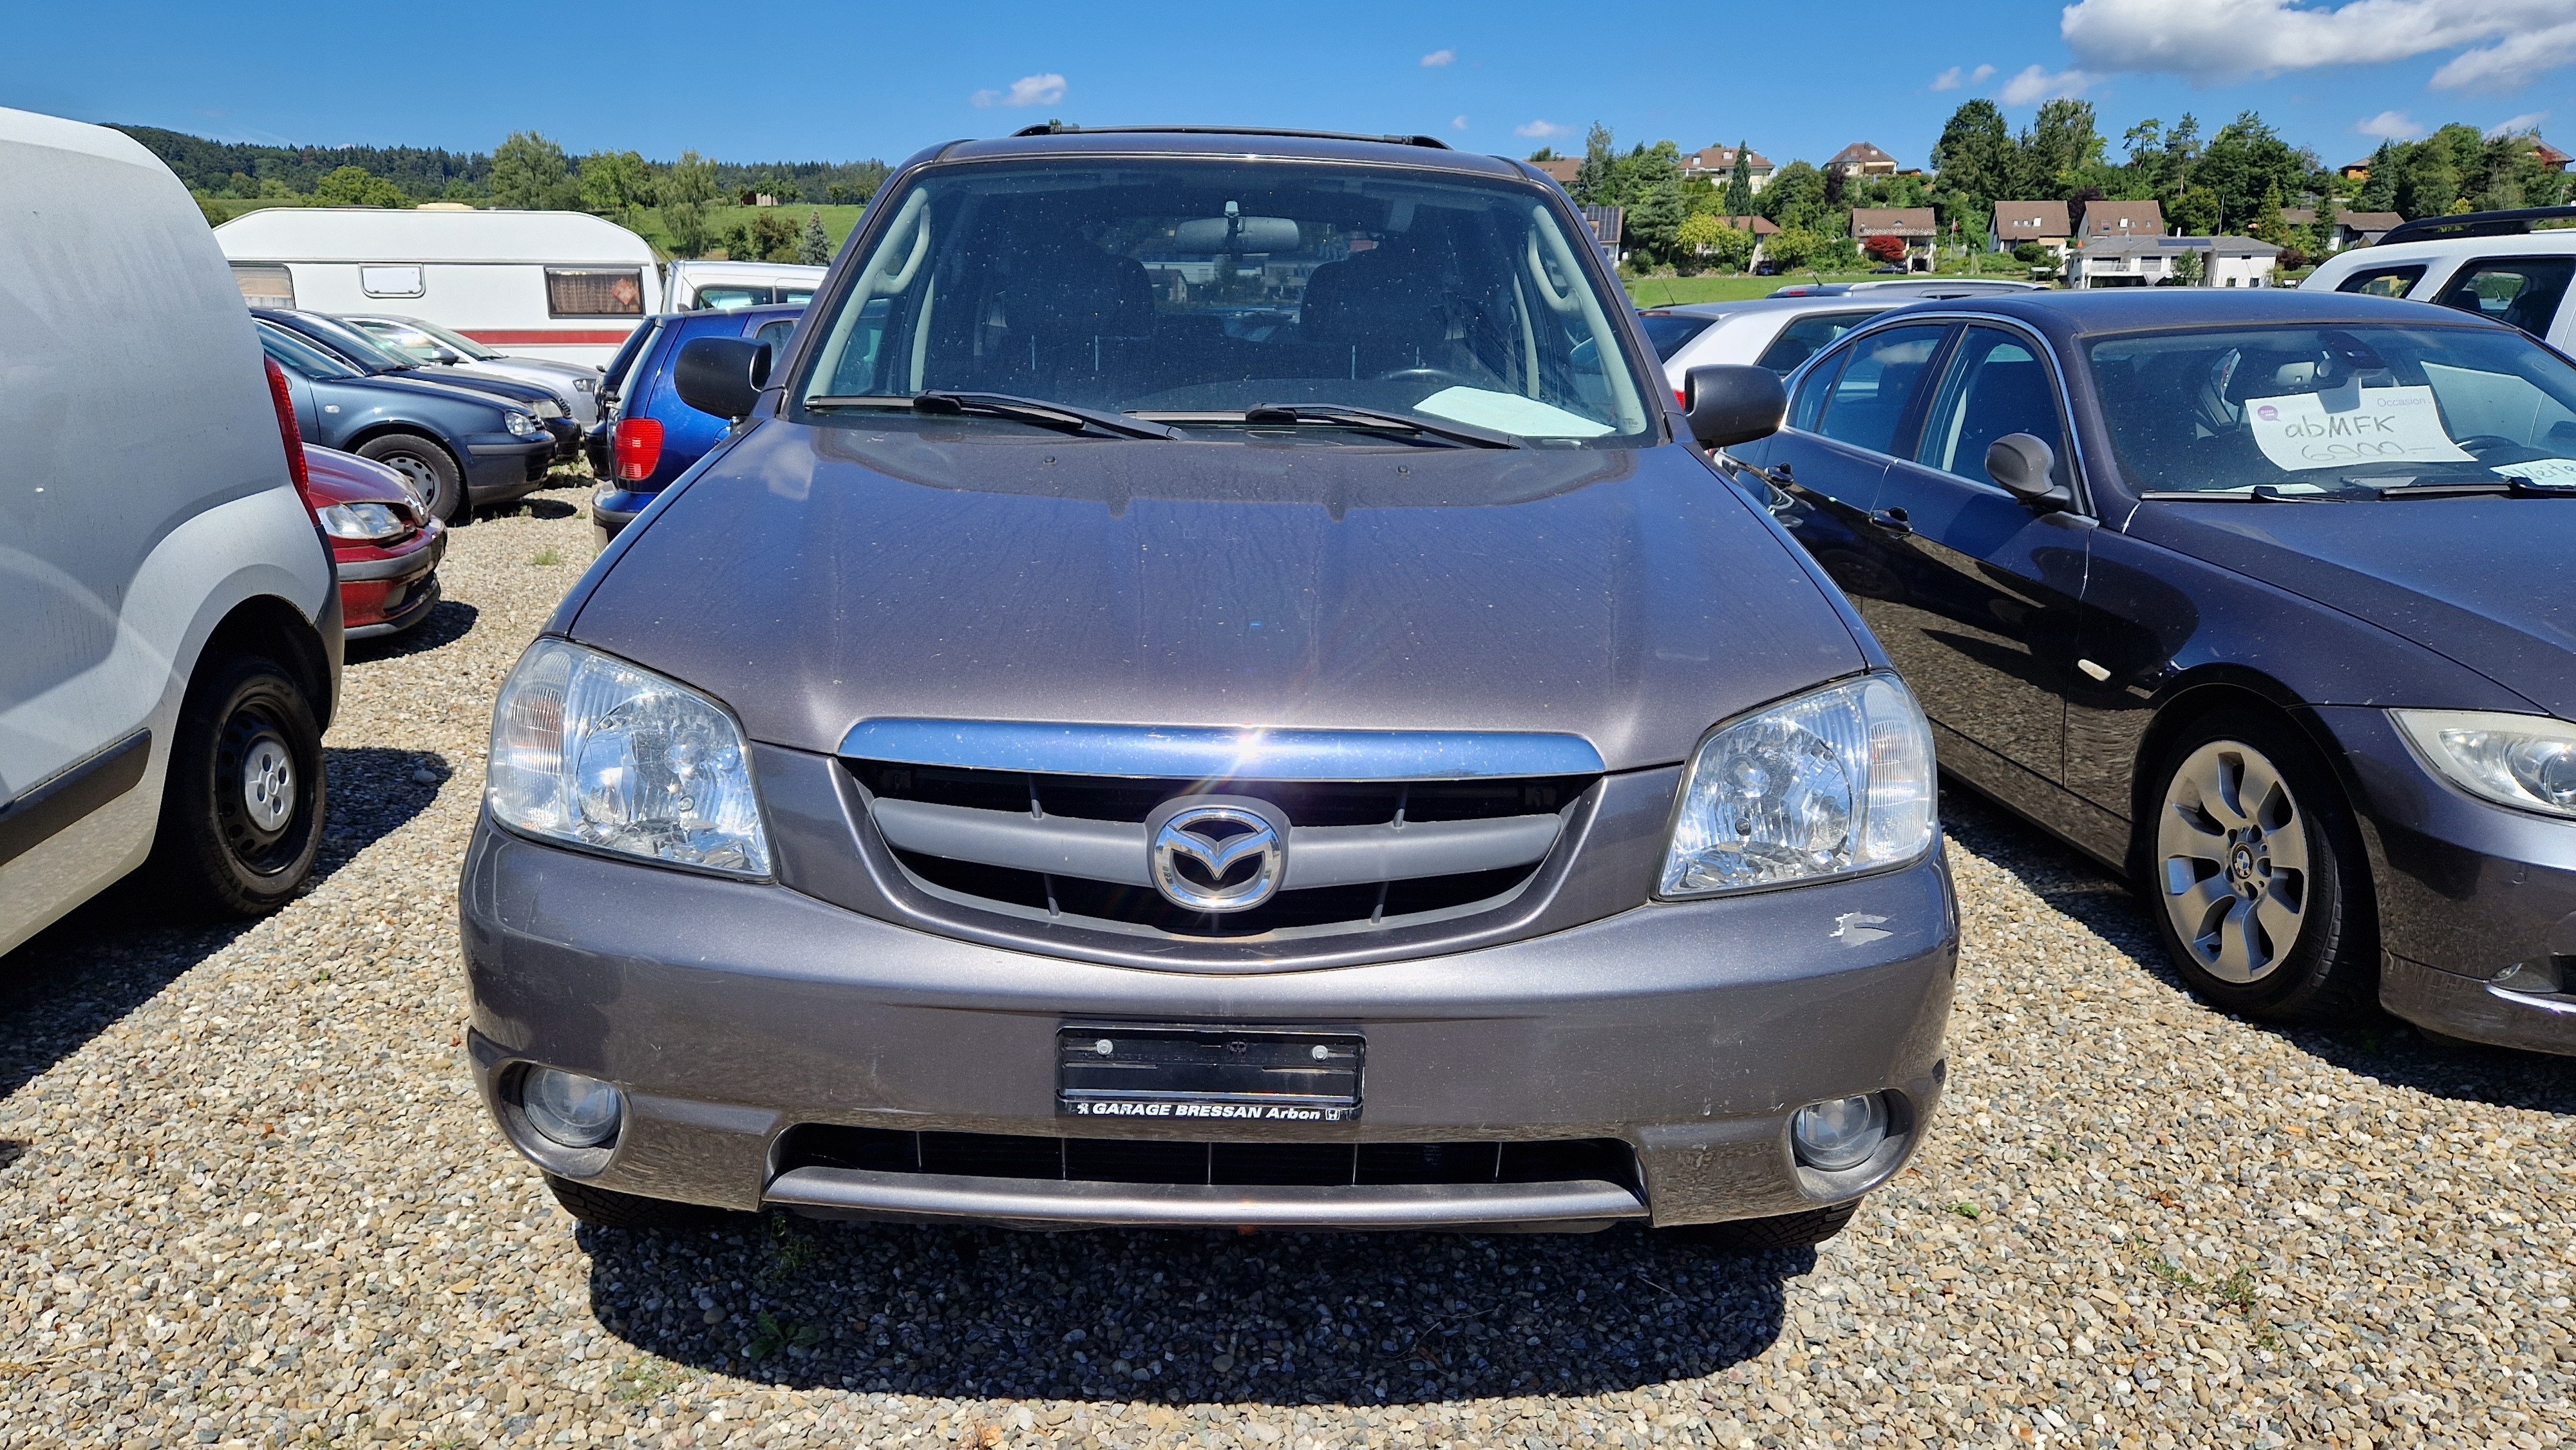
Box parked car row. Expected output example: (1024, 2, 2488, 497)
(587, 303, 806, 541)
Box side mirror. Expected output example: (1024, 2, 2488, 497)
(1985, 433, 2070, 507)
(1683, 364, 1788, 449)
(674, 336, 772, 420)
(430, 347, 466, 365)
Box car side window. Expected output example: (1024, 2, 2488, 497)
(1786, 345, 1842, 431)
(2335, 264, 2425, 299)
(1916, 326, 2072, 492)
(752, 317, 798, 353)
(2431, 257, 2576, 337)
(694, 285, 772, 312)
(1756, 312, 1871, 375)
(1813, 325, 1949, 457)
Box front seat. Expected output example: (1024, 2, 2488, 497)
(1300, 240, 1456, 377)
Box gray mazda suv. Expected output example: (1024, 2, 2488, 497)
(460, 126, 1959, 1248)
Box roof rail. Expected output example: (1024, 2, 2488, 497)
(1009, 123, 1450, 149)
(2378, 204, 2576, 247)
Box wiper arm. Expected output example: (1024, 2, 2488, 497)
(1237, 403, 1524, 449)
(804, 391, 1182, 440)
(2373, 477, 2576, 498)
(2136, 485, 2333, 502)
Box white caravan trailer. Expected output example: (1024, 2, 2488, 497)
(213, 208, 663, 366)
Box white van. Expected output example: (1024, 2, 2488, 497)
(2, 108, 341, 954)
(666, 259, 827, 312)
(214, 208, 663, 366)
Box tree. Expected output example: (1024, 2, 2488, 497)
(1862, 234, 1906, 265)
(2168, 247, 2205, 287)
(660, 149, 721, 258)
(2195, 113, 2316, 235)
(1723, 142, 1755, 221)
(579, 150, 653, 221)
(2014, 100, 2104, 200)
(1526, 146, 1560, 162)
(489, 131, 580, 210)
(1766, 227, 1823, 272)
(311, 165, 408, 207)
(1932, 99, 2013, 245)
(1673, 212, 1753, 272)
(2172, 185, 2221, 236)
(1621, 142, 1687, 264)
(1758, 160, 1832, 232)
(797, 210, 832, 266)
(1572, 122, 1616, 206)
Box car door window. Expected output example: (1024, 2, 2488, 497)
(1916, 326, 2073, 493)
(2334, 264, 2425, 299)
(752, 317, 799, 353)
(2431, 257, 2576, 337)
(1636, 312, 1715, 362)
(694, 285, 772, 312)
(1756, 312, 1875, 375)
(1813, 325, 1949, 456)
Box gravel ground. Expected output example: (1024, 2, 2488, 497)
(2, 473, 2571, 1449)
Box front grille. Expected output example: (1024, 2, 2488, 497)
(775, 1125, 1639, 1190)
(851, 761, 1593, 939)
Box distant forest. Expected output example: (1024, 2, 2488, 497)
(111, 125, 889, 207)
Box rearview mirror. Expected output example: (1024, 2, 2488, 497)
(1683, 364, 1787, 450)
(1985, 433, 2069, 507)
(675, 337, 772, 420)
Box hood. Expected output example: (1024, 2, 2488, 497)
(303, 444, 415, 507)
(2132, 499, 2576, 719)
(569, 422, 1867, 771)
(330, 370, 520, 417)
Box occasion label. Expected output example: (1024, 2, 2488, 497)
(2244, 386, 2472, 471)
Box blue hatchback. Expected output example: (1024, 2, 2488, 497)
(590, 304, 804, 540)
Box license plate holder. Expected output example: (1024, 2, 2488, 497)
(1057, 1025, 1363, 1123)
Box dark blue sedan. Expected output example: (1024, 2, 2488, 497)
(257, 323, 554, 522)
(1727, 289, 2576, 1055)
(588, 303, 806, 541)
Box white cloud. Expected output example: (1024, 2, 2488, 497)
(1421, 48, 1455, 67)
(1930, 62, 1996, 90)
(1452, 115, 1470, 131)
(970, 73, 1068, 108)
(2486, 109, 2552, 137)
(1514, 119, 1569, 138)
(2355, 109, 2427, 140)
(1998, 64, 2098, 105)
(2061, 0, 2576, 90)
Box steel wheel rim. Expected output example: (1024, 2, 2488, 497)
(240, 733, 295, 832)
(2156, 739, 2310, 984)
(378, 453, 442, 510)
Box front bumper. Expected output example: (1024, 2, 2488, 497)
(334, 526, 446, 637)
(462, 435, 555, 505)
(2315, 706, 2576, 1055)
(460, 807, 1957, 1229)
(589, 484, 654, 543)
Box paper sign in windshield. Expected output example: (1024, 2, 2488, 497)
(2244, 386, 2472, 471)
(2494, 458, 2576, 487)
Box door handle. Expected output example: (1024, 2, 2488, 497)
(1867, 507, 1912, 536)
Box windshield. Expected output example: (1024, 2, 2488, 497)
(258, 324, 362, 381)
(294, 315, 417, 374)
(2087, 323, 2576, 496)
(795, 158, 1656, 444)
(1638, 312, 1715, 362)
(359, 315, 500, 362)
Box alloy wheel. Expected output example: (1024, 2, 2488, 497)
(2155, 739, 2310, 983)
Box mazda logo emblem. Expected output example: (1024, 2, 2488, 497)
(1149, 798, 1286, 913)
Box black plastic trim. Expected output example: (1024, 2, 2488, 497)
(0, 730, 151, 869)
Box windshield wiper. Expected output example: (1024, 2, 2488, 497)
(2372, 477, 2576, 499)
(2136, 485, 2340, 502)
(1231, 403, 1524, 449)
(804, 391, 1182, 440)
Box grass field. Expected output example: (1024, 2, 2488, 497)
(1622, 274, 1880, 305)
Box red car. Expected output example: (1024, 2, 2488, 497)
(305, 445, 446, 638)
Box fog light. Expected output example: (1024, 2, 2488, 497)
(1792, 1094, 1889, 1171)
(521, 1068, 623, 1148)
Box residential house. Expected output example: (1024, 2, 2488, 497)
(2529, 137, 2571, 171)
(1681, 145, 1774, 194)
(2340, 158, 2374, 182)
(1852, 207, 1938, 272)
(1826, 142, 1899, 179)
(2075, 200, 2164, 245)
(1989, 201, 2072, 256)
(1530, 158, 1580, 187)
(2070, 235, 2279, 289)
(2330, 211, 2404, 250)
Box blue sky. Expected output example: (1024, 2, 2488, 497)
(6, 1, 2570, 171)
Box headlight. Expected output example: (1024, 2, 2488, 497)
(574, 376, 597, 393)
(1660, 674, 1937, 896)
(2392, 710, 2576, 820)
(533, 397, 566, 420)
(316, 502, 408, 541)
(487, 639, 772, 875)
(504, 410, 542, 437)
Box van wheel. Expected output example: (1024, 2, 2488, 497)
(2143, 710, 2374, 1024)
(147, 654, 324, 918)
(544, 1175, 730, 1230)
(355, 433, 466, 525)
(1660, 1200, 1859, 1252)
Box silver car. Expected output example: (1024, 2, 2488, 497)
(460, 127, 1958, 1248)
(341, 313, 606, 428)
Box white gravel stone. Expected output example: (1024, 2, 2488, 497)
(0, 471, 2568, 1449)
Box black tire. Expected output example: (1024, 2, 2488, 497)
(354, 431, 468, 525)
(2140, 710, 2376, 1024)
(145, 653, 324, 918)
(1661, 1200, 1859, 1252)
(544, 1174, 731, 1230)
